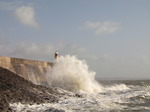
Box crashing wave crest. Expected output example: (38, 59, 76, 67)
(46, 55, 102, 93)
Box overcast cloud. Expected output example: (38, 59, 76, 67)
(0, 37, 150, 79)
(0, 0, 150, 79)
(14, 6, 39, 29)
(81, 21, 120, 36)
(0, 1, 21, 10)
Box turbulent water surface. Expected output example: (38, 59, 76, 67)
(10, 55, 150, 112)
(10, 80, 150, 112)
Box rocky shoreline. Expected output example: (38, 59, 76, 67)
(0, 67, 76, 112)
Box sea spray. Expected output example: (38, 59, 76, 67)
(46, 55, 102, 93)
(10, 80, 150, 111)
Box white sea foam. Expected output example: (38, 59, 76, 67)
(46, 55, 102, 93)
(10, 103, 67, 112)
(44, 55, 150, 111)
(10, 82, 150, 112)
(10, 55, 150, 112)
(104, 84, 130, 92)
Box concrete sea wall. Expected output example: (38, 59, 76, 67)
(0, 56, 54, 85)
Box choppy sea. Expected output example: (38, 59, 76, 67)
(9, 55, 150, 112)
(10, 80, 150, 112)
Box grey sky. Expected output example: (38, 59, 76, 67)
(0, 0, 150, 79)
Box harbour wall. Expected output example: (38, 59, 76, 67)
(0, 56, 54, 85)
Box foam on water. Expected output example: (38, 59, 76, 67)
(10, 81, 150, 112)
(104, 84, 130, 92)
(46, 55, 102, 93)
(10, 55, 150, 111)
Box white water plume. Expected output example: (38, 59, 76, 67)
(46, 55, 102, 93)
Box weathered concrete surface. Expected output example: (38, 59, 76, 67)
(0, 56, 53, 85)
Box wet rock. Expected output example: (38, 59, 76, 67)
(0, 96, 9, 112)
(44, 108, 65, 112)
(0, 67, 80, 112)
(75, 93, 82, 97)
(0, 67, 60, 111)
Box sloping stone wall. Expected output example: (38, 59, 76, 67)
(0, 56, 54, 85)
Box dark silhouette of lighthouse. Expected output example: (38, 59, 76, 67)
(55, 51, 59, 60)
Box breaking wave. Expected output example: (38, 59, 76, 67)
(46, 55, 102, 93)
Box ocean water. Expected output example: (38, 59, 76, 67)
(10, 80, 150, 112)
(10, 55, 150, 112)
